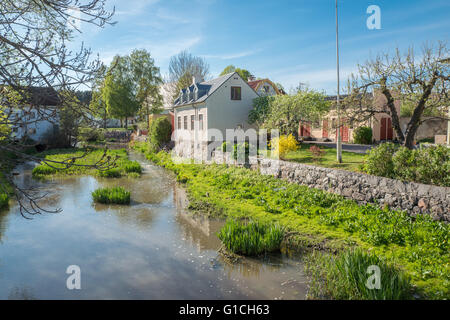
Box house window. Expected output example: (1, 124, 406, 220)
(199, 114, 204, 131)
(177, 116, 181, 129)
(183, 116, 187, 130)
(332, 118, 336, 129)
(231, 87, 241, 100)
(191, 115, 195, 131)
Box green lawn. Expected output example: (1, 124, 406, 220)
(283, 144, 367, 171)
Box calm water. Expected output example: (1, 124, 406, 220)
(0, 152, 307, 300)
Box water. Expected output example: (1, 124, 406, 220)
(0, 152, 308, 300)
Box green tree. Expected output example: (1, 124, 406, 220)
(249, 89, 330, 137)
(129, 50, 163, 129)
(220, 65, 253, 81)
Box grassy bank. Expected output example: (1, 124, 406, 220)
(132, 142, 449, 299)
(32, 148, 142, 179)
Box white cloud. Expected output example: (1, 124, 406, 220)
(113, 0, 160, 17)
(98, 36, 203, 66)
(201, 49, 261, 60)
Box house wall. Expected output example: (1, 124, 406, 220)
(10, 107, 58, 143)
(206, 74, 259, 138)
(399, 117, 448, 142)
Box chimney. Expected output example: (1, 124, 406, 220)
(248, 75, 256, 82)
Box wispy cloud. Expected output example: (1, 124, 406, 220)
(99, 36, 203, 66)
(201, 49, 261, 60)
(113, 0, 160, 17)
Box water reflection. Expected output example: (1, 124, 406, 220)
(0, 152, 308, 300)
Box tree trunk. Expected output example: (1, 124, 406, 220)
(403, 80, 436, 149)
(125, 117, 128, 129)
(381, 83, 405, 144)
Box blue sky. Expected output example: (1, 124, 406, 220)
(75, 0, 449, 94)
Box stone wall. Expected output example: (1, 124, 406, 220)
(208, 151, 450, 222)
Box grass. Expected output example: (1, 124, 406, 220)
(282, 143, 367, 171)
(132, 142, 449, 299)
(32, 148, 142, 178)
(92, 186, 131, 205)
(305, 249, 413, 300)
(218, 219, 284, 256)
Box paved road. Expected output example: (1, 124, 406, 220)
(302, 141, 373, 154)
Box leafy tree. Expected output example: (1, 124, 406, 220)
(344, 42, 449, 149)
(249, 89, 330, 137)
(220, 65, 253, 81)
(102, 69, 139, 129)
(129, 50, 163, 129)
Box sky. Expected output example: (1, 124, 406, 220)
(73, 0, 450, 94)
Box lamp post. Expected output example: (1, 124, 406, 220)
(335, 0, 343, 163)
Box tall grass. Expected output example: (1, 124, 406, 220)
(218, 219, 284, 256)
(92, 187, 131, 205)
(305, 249, 413, 300)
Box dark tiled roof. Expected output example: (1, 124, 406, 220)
(173, 72, 236, 107)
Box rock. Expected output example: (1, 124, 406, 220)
(418, 198, 428, 210)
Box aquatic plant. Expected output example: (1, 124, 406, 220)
(218, 219, 284, 256)
(92, 187, 131, 205)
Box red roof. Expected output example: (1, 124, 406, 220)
(248, 80, 264, 91)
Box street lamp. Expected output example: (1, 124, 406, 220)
(335, 0, 343, 163)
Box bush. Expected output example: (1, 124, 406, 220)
(149, 117, 172, 152)
(92, 186, 130, 204)
(353, 126, 373, 145)
(363, 143, 398, 178)
(366, 144, 449, 186)
(270, 134, 299, 158)
(309, 145, 325, 163)
(217, 219, 284, 256)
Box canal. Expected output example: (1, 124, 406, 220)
(0, 152, 307, 299)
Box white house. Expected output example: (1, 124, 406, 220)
(172, 72, 259, 156)
(5, 87, 60, 144)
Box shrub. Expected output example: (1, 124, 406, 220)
(92, 186, 130, 204)
(149, 117, 172, 151)
(353, 126, 373, 145)
(305, 249, 413, 300)
(309, 145, 325, 163)
(124, 161, 142, 174)
(217, 219, 284, 256)
(270, 134, 299, 158)
(363, 143, 398, 178)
